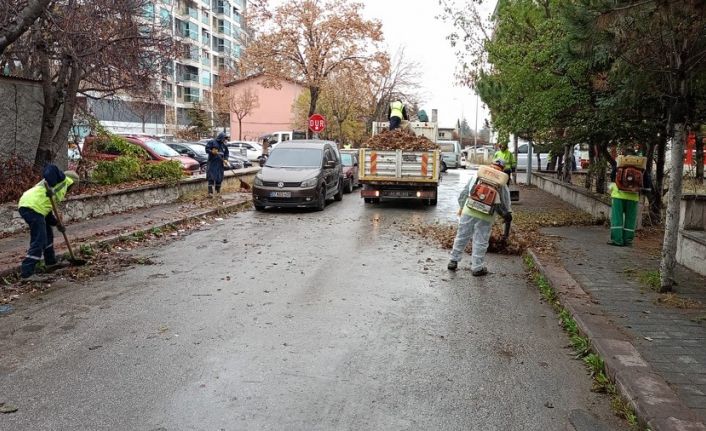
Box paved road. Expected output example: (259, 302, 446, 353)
(0, 169, 623, 430)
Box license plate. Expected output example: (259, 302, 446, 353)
(269, 191, 291, 198)
(467, 200, 493, 214)
(384, 190, 411, 197)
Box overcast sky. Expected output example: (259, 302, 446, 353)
(265, 0, 497, 130)
(360, 0, 497, 129)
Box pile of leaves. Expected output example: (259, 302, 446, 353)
(402, 207, 599, 256)
(0, 155, 41, 204)
(364, 129, 440, 151)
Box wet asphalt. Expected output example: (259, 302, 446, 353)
(0, 169, 624, 431)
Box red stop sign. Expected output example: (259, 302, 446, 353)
(308, 114, 326, 133)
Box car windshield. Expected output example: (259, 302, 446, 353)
(266, 148, 322, 168)
(146, 140, 180, 157)
(187, 144, 207, 155)
(292, 131, 307, 140)
(439, 143, 456, 152)
(341, 153, 354, 166)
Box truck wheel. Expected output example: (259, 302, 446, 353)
(429, 198, 437, 206)
(345, 178, 354, 193)
(334, 180, 343, 201)
(372, 198, 380, 204)
(364, 197, 372, 203)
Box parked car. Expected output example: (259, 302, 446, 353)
(168, 142, 208, 169)
(227, 141, 263, 161)
(259, 130, 308, 150)
(83, 135, 200, 174)
(252, 140, 344, 211)
(340, 150, 359, 193)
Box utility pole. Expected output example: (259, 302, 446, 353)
(474, 94, 479, 150)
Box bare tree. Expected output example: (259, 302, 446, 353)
(244, 0, 387, 136)
(1, 0, 176, 168)
(0, 0, 53, 55)
(228, 87, 260, 140)
(368, 48, 423, 124)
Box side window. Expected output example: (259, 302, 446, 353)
(282, 133, 290, 141)
(324, 149, 334, 164)
(244, 144, 253, 150)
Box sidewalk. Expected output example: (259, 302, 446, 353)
(0, 193, 251, 278)
(532, 225, 706, 431)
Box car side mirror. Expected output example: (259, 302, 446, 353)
(187, 151, 196, 157)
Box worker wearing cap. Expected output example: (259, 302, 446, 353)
(448, 159, 512, 276)
(206, 131, 230, 197)
(17, 164, 78, 280)
(387, 99, 408, 131)
(493, 143, 516, 183)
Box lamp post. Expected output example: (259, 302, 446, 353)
(474, 93, 479, 151)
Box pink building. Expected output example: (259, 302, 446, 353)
(226, 73, 306, 141)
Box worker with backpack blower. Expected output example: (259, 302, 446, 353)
(447, 159, 513, 276)
(608, 149, 649, 247)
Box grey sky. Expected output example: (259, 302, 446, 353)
(361, 0, 497, 130)
(266, 0, 497, 131)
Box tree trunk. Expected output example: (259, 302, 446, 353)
(307, 86, 320, 139)
(50, 64, 81, 166)
(561, 144, 573, 183)
(696, 132, 704, 181)
(595, 156, 607, 195)
(36, 52, 71, 168)
(238, 117, 243, 140)
(651, 134, 667, 223)
(536, 151, 541, 172)
(660, 122, 686, 292)
(585, 147, 595, 190)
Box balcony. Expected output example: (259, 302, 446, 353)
(180, 72, 199, 82)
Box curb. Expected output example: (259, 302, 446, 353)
(0, 198, 252, 280)
(526, 249, 706, 431)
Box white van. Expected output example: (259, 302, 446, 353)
(438, 140, 462, 170)
(260, 130, 307, 148)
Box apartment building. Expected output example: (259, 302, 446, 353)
(86, 0, 247, 136)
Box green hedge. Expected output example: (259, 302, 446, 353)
(92, 157, 184, 185)
(95, 135, 147, 159)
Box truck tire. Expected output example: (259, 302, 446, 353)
(345, 178, 354, 193)
(429, 198, 437, 206)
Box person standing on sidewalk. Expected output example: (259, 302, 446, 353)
(206, 132, 230, 197)
(17, 165, 78, 281)
(493, 143, 516, 184)
(448, 159, 513, 276)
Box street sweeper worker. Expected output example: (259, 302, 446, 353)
(387, 99, 408, 131)
(447, 159, 512, 276)
(17, 164, 78, 280)
(607, 149, 648, 247)
(493, 142, 516, 183)
(205, 131, 230, 197)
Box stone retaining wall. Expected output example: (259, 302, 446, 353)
(532, 173, 647, 227)
(0, 168, 258, 235)
(677, 194, 706, 276)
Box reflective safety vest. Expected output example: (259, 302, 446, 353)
(389, 101, 404, 119)
(493, 149, 516, 170)
(609, 182, 639, 202)
(18, 177, 74, 216)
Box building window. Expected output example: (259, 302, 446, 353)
(159, 8, 172, 27)
(201, 71, 211, 87)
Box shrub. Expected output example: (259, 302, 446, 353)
(94, 135, 147, 159)
(91, 156, 142, 185)
(0, 154, 41, 204)
(142, 160, 184, 184)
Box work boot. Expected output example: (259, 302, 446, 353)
(472, 267, 488, 277)
(447, 260, 458, 271)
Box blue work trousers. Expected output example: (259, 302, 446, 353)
(19, 207, 57, 277)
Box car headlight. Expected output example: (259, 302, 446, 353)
(300, 177, 318, 188)
(254, 175, 263, 186)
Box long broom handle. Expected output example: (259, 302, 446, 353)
(44, 182, 78, 261)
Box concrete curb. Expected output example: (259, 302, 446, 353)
(526, 249, 706, 431)
(0, 198, 252, 280)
